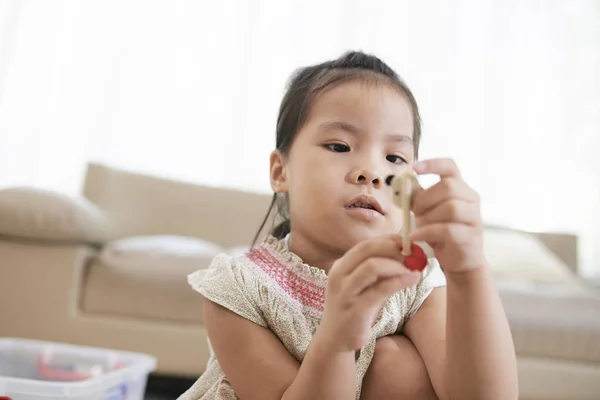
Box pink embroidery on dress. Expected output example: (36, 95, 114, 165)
(247, 246, 325, 312)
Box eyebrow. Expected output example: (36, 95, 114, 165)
(317, 121, 414, 144)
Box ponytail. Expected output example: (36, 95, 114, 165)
(271, 219, 291, 240)
(251, 193, 291, 247)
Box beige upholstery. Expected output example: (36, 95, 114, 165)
(0, 164, 273, 377)
(0, 239, 210, 375)
(490, 235, 600, 399)
(501, 281, 600, 364)
(82, 163, 273, 247)
(517, 356, 600, 400)
(82, 257, 207, 325)
(483, 229, 600, 366)
(1, 162, 599, 399)
(0, 186, 111, 243)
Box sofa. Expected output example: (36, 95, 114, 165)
(1, 162, 599, 399)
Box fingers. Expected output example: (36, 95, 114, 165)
(359, 272, 422, 309)
(330, 234, 404, 278)
(341, 257, 410, 297)
(412, 177, 479, 217)
(413, 158, 461, 178)
(410, 223, 475, 246)
(414, 199, 481, 227)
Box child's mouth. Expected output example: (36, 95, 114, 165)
(344, 195, 384, 215)
(344, 196, 384, 222)
(347, 202, 376, 210)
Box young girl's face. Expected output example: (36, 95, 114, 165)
(272, 80, 415, 252)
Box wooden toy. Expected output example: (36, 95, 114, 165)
(385, 168, 428, 271)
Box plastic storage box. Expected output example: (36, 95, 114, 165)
(0, 338, 157, 400)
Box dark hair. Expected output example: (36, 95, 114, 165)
(251, 51, 422, 246)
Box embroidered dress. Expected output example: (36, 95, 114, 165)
(178, 236, 446, 399)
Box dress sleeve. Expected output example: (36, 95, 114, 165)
(188, 253, 268, 328)
(395, 257, 447, 332)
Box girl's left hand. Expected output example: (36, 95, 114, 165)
(410, 158, 486, 274)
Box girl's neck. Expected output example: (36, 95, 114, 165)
(286, 230, 344, 273)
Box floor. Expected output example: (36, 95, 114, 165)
(144, 374, 196, 400)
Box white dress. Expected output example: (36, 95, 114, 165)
(178, 235, 446, 399)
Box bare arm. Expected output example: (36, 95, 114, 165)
(404, 269, 519, 400)
(203, 299, 356, 400)
(405, 158, 518, 399)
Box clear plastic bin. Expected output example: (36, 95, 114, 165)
(0, 338, 157, 400)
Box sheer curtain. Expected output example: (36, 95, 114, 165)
(1, 0, 599, 276)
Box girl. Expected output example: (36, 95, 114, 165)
(179, 51, 518, 400)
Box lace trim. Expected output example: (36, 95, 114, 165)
(262, 235, 327, 279)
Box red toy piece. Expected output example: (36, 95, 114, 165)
(404, 243, 427, 271)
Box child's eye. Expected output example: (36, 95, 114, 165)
(325, 143, 350, 153)
(386, 155, 408, 164)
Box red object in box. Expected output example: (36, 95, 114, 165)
(37, 353, 126, 382)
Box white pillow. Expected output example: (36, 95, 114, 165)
(98, 235, 223, 271)
(483, 228, 575, 284)
(227, 245, 251, 257)
(0, 187, 111, 244)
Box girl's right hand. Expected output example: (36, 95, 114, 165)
(318, 235, 422, 352)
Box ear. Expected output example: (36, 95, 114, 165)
(270, 150, 288, 193)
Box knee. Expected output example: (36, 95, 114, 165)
(362, 335, 438, 400)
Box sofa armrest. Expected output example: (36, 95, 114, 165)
(0, 239, 96, 338)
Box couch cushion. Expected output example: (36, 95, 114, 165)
(98, 235, 222, 270)
(499, 280, 600, 363)
(483, 228, 575, 284)
(0, 187, 111, 244)
(484, 228, 600, 363)
(82, 235, 222, 324)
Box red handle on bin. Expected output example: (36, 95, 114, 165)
(37, 354, 91, 381)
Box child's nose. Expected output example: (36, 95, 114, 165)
(348, 167, 383, 188)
